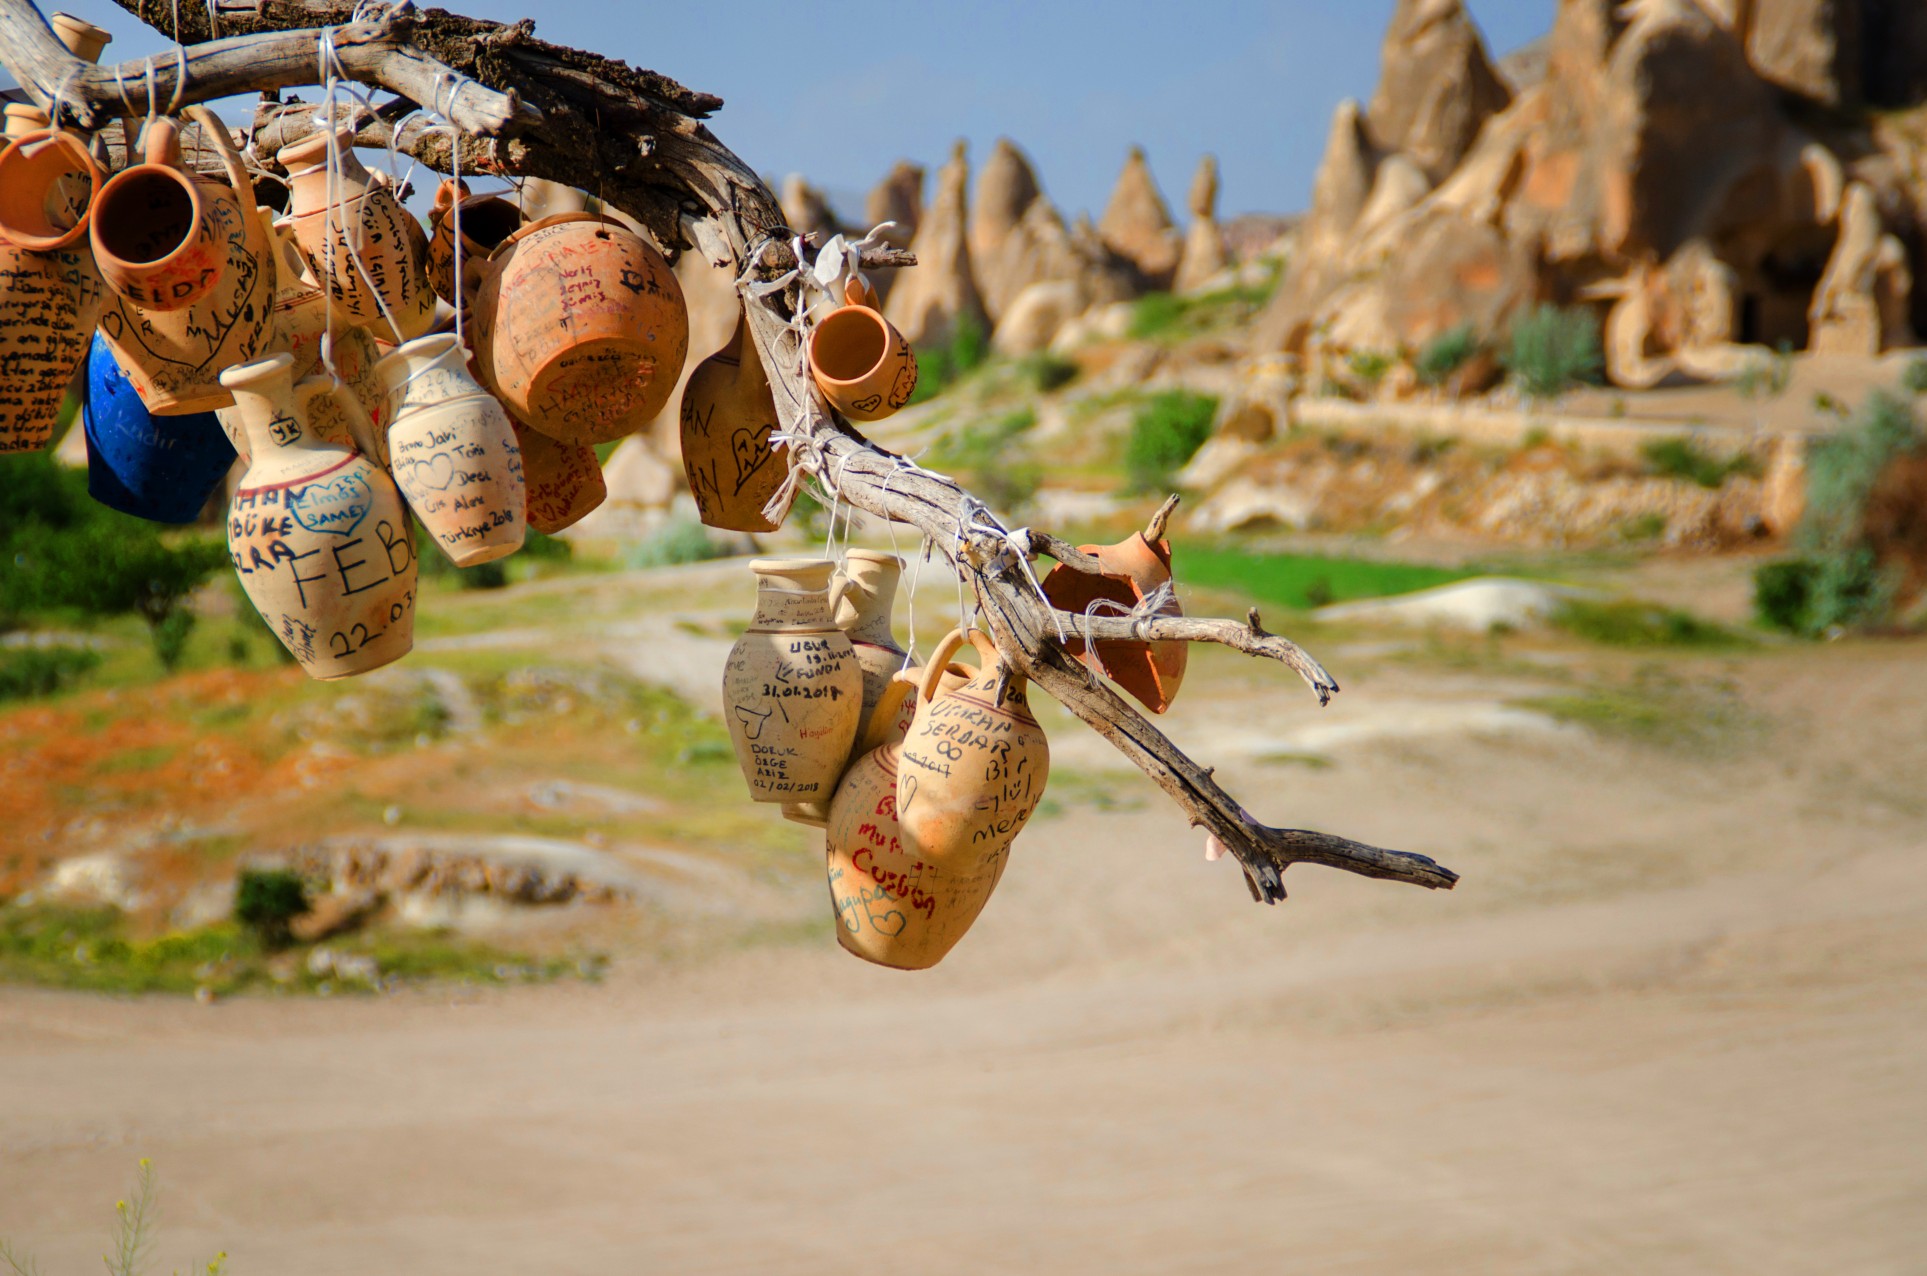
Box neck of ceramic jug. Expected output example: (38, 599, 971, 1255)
(221, 354, 315, 457)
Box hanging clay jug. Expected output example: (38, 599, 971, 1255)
(828, 550, 909, 756)
(222, 352, 418, 678)
(89, 119, 229, 311)
(2, 104, 49, 140)
(1040, 531, 1187, 714)
(680, 306, 788, 532)
(426, 180, 522, 315)
(377, 333, 526, 567)
(258, 206, 386, 439)
(721, 558, 863, 805)
(824, 655, 976, 970)
(0, 131, 104, 453)
(808, 278, 918, 423)
(884, 627, 1051, 968)
(95, 118, 272, 416)
(474, 213, 688, 445)
(83, 333, 236, 523)
(512, 418, 605, 534)
(0, 126, 99, 251)
(49, 13, 113, 64)
(277, 126, 436, 343)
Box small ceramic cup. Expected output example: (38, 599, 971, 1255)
(0, 127, 100, 250)
(807, 278, 919, 423)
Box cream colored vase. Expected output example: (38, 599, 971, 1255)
(825, 657, 974, 969)
(260, 207, 385, 446)
(887, 628, 1050, 968)
(377, 334, 527, 567)
(278, 127, 436, 342)
(222, 352, 418, 679)
(722, 559, 863, 804)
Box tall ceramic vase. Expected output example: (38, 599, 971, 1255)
(95, 118, 272, 415)
(474, 214, 688, 445)
(1040, 531, 1187, 713)
(824, 655, 974, 970)
(513, 418, 605, 534)
(721, 559, 863, 805)
(680, 307, 788, 532)
(0, 129, 104, 452)
(808, 278, 918, 423)
(222, 352, 418, 679)
(426, 179, 522, 316)
(376, 333, 527, 567)
(277, 126, 436, 342)
(83, 334, 236, 523)
(887, 628, 1050, 968)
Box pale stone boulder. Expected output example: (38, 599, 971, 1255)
(600, 435, 680, 512)
(1742, 0, 1862, 108)
(991, 280, 1085, 357)
(1097, 146, 1182, 289)
(883, 140, 989, 348)
(1761, 433, 1809, 536)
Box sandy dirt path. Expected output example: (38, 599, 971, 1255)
(3, 631, 1923, 1273)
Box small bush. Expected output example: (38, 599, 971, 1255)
(1347, 350, 1395, 395)
(1415, 323, 1480, 389)
(1753, 559, 1818, 633)
(233, 868, 309, 949)
(0, 645, 101, 700)
(1736, 347, 1793, 401)
(1123, 391, 1217, 494)
(1503, 304, 1603, 401)
(1904, 356, 1927, 396)
(1128, 292, 1189, 341)
(623, 513, 732, 569)
(1554, 599, 1748, 649)
(1020, 352, 1080, 394)
(1641, 436, 1761, 488)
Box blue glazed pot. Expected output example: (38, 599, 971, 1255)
(83, 333, 237, 524)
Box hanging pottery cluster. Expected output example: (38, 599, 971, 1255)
(1, 24, 697, 682)
(716, 531, 1189, 970)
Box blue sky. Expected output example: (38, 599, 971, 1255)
(29, 0, 1551, 218)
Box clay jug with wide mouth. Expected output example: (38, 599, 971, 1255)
(222, 352, 418, 679)
(680, 306, 787, 532)
(828, 550, 909, 754)
(808, 277, 918, 423)
(0, 131, 105, 453)
(277, 126, 436, 343)
(376, 333, 526, 567)
(824, 656, 974, 969)
(426, 179, 522, 315)
(83, 333, 236, 523)
(722, 558, 863, 805)
(888, 627, 1050, 967)
(474, 213, 689, 445)
(512, 417, 605, 534)
(95, 117, 272, 416)
(89, 119, 226, 311)
(1040, 531, 1187, 713)
(49, 12, 113, 63)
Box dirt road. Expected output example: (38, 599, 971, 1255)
(3, 626, 1923, 1273)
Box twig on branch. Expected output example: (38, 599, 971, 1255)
(1145, 493, 1180, 541)
(0, 0, 1460, 906)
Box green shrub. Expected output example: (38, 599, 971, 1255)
(1415, 323, 1480, 389)
(0, 645, 101, 700)
(1553, 599, 1749, 649)
(233, 868, 308, 948)
(622, 513, 732, 568)
(1904, 356, 1927, 396)
(1503, 304, 1603, 401)
(1123, 391, 1217, 494)
(1736, 347, 1793, 401)
(1347, 350, 1395, 394)
(1641, 436, 1762, 488)
(1754, 392, 1920, 635)
(1020, 352, 1080, 394)
(1128, 292, 1188, 341)
(905, 312, 991, 405)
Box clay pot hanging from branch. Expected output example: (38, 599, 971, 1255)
(807, 278, 918, 423)
(82, 334, 236, 524)
(0, 128, 104, 453)
(1040, 527, 1188, 714)
(680, 305, 788, 532)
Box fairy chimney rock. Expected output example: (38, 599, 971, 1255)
(780, 174, 840, 244)
(883, 140, 989, 348)
(1742, 0, 1863, 108)
(864, 160, 924, 249)
(970, 139, 1043, 286)
(1098, 146, 1182, 289)
(1173, 154, 1230, 295)
(1366, 0, 1512, 182)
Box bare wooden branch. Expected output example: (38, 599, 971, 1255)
(0, 0, 1460, 905)
(1030, 532, 1105, 574)
(1144, 493, 1180, 541)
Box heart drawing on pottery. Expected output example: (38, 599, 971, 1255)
(403, 452, 457, 493)
(852, 394, 883, 413)
(287, 471, 374, 537)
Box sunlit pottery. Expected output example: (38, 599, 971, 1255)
(807, 277, 918, 423)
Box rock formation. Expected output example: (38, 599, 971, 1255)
(882, 141, 989, 348)
(1364, 0, 1512, 182)
(1098, 146, 1182, 289)
(1809, 182, 1915, 355)
(861, 160, 923, 304)
(970, 138, 1043, 311)
(779, 174, 841, 245)
(1173, 154, 1230, 295)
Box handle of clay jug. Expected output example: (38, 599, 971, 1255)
(825, 571, 852, 622)
(184, 105, 254, 204)
(918, 628, 973, 703)
(143, 117, 182, 168)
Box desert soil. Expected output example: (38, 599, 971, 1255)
(2, 557, 1924, 1274)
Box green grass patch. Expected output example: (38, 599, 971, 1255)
(1520, 670, 1757, 752)
(1179, 547, 1473, 612)
(1123, 390, 1217, 493)
(1640, 436, 1761, 488)
(1552, 600, 1753, 650)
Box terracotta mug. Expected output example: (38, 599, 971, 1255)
(680, 306, 787, 532)
(1039, 531, 1187, 714)
(474, 213, 689, 445)
(426, 179, 522, 314)
(0, 127, 100, 251)
(90, 119, 227, 311)
(49, 13, 113, 64)
(808, 278, 918, 422)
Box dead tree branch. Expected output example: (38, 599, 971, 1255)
(0, 0, 1458, 903)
